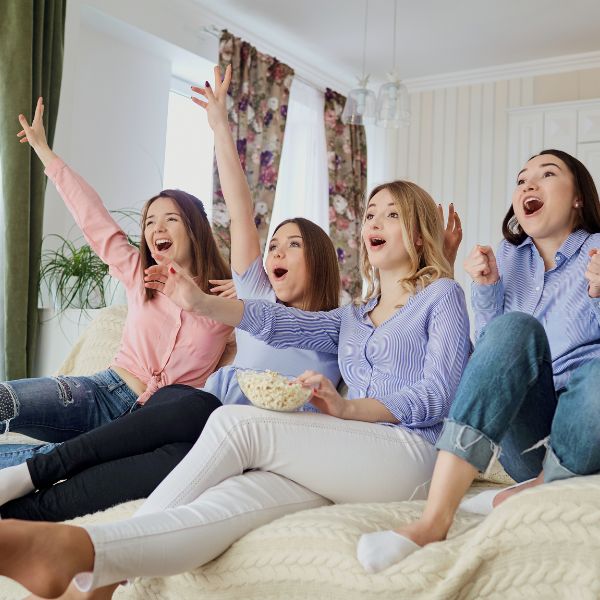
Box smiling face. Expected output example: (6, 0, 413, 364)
(361, 188, 414, 272)
(512, 154, 580, 243)
(265, 222, 308, 308)
(143, 196, 193, 270)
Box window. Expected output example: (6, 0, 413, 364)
(163, 77, 214, 222)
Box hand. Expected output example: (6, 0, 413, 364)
(191, 64, 232, 132)
(295, 371, 348, 418)
(463, 244, 499, 285)
(144, 255, 207, 313)
(586, 248, 600, 298)
(16, 97, 55, 167)
(438, 203, 462, 267)
(209, 278, 237, 299)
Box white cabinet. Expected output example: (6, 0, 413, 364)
(508, 99, 600, 193)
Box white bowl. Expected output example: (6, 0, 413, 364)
(236, 369, 311, 412)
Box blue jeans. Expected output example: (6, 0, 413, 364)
(436, 312, 600, 483)
(0, 369, 138, 468)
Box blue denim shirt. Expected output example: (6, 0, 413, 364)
(472, 229, 600, 390)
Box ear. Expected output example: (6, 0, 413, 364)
(414, 233, 423, 247)
(574, 197, 582, 209)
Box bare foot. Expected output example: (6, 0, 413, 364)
(0, 520, 94, 599)
(492, 473, 544, 508)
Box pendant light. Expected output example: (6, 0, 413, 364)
(341, 0, 376, 126)
(375, 0, 410, 128)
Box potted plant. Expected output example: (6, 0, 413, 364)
(39, 209, 140, 312)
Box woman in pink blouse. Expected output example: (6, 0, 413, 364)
(0, 98, 233, 469)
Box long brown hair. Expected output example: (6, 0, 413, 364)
(140, 190, 231, 300)
(503, 149, 600, 245)
(272, 218, 340, 311)
(360, 180, 453, 301)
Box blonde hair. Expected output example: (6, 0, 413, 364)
(359, 180, 453, 302)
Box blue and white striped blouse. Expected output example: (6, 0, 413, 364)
(472, 229, 600, 390)
(238, 278, 471, 444)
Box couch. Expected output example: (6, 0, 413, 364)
(1, 305, 598, 599)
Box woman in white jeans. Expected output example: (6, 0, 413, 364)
(0, 173, 470, 599)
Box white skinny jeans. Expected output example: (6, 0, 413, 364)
(76, 405, 437, 589)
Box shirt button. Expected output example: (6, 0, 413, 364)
(535, 286, 540, 291)
(555, 255, 561, 262)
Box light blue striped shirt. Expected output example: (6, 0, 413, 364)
(472, 229, 600, 390)
(239, 278, 471, 444)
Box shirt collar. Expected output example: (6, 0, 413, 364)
(516, 229, 589, 260)
(358, 296, 379, 319)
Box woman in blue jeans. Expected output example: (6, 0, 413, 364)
(358, 148, 600, 573)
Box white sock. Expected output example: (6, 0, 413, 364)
(356, 530, 420, 574)
(0, 462, 35, 506)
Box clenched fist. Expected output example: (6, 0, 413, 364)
(464, 245, 499, 285)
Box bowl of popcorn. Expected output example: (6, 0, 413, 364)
(236, 369, 312, 412)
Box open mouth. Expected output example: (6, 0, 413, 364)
(369, 237, 386, 248)
(523, 197, 544, 216)
(273, 267, 288, 279)
(155, 238, 173, 252)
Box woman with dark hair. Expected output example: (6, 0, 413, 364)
(0, 98, 233, 471)
(357, 149, 600, 573)
(0, 70, 342, 522)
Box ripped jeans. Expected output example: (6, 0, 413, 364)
(0, 369, 138, 469)
(436, 312, 600, 483)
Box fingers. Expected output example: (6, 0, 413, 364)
(204, 81, 216, 103)
(446, 202, 455, 227)
(222, 64, 232, 93)
(477, 244, 493, 256)
(33, 97, 44, 123)
(191, 86, 208, 97)
(453, 210, 462, 232)
(589, 248, 599, 258)
(191, 96, 208, 109)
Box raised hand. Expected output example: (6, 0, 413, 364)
(438, 203, 462, 267)
(295, 371, 348, 418)
(191, 64, 232, 132)
(463, 245, 499, 285)
(209, 278, 237, 299)
(16, 97, 56, 167)
(144, 256, 207, 313)
(586, 248, 600, 298)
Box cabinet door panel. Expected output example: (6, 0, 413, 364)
(577, 142, 600, 192)
(578, 108, 600, 143)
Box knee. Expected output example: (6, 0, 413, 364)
(481, 312, 546, 349)
(204, 404, 259, 433)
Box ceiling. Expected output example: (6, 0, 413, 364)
(193, 0, 600, 88)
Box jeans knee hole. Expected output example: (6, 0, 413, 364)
(55, 377, 74, 406)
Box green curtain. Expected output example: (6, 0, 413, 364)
(0, 0, 66, 379)
(212, 30, 294, 261)
(324, 89, 368, 303)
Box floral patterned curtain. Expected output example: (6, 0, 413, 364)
(324, 89, 368, 303)
(212, 31, 294, 260)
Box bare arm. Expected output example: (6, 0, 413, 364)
(191, 65, 260, 275)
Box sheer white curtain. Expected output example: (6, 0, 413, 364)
(265, 77, 329, 252)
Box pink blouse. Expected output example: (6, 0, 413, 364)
(45, 158, 232, 405)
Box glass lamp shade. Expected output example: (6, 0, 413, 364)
(376, 80, 410, 128)
(341, 86, 377, 125)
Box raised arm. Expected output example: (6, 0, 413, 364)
(18, 97, 139, 284)
(464, 244, 504, 340)
(191, 65, 260, 275)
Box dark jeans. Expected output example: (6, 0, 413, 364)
(0, 385, 221, 521)
(436, 312, 600, 483)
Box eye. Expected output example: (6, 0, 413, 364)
(290, 240, 301, 248)
(268, 244, 276, 252)
(145, 220, 154, 227)
(516, 178, 525, 186)
(365, 213, 374, 220)
(542, 171, 555, 178)
(388, 211, 398, 218)
(168, 217, 178, 222)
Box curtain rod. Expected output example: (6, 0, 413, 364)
(200, 25, 323, 92)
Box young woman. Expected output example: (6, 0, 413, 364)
(0, 160, 471, 598)
(357, 149, 600, 574)
(0, 69, 341, 521)
(0, 98, 234, 470)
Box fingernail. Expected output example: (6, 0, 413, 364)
(450, 202, 454, 206)
(169, 266, 176, 274)
(205, 81, 211, 88)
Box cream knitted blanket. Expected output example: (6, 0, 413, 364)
(1, 474, 599, 599)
